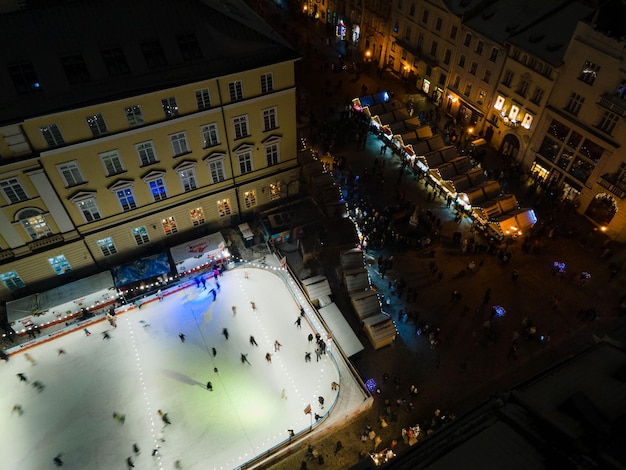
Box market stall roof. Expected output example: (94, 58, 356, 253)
(350, 290, 381, 321)
(343, 268, 370, 293)
(170, 232, 227, 275)
(416, 125, 434, 139)
(6, 271, 115, 324)
(302, 275, 332, 302)
(317, 302, 364, 357)
(489, 208, 537, 238)
(340, 248, 365, 270)
(113, 252, 172, 287)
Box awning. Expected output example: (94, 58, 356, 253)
(113, 252, 172, 287)
(350, 290, 381, 321)
(416, 125, 433, 139)
(6, 271, 116, 325)
(170, 232, 228, 275)
(318, 302, 364, 357)
(302, 275, 332, 302)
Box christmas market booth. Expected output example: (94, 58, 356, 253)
(169, 232, 230, 277)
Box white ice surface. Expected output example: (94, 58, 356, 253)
(0, 264, 364, 470)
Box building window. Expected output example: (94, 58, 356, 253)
(502, 70, 513, 87)
(170, 132, 189, 156)
(261, 73, 273, 93)
(201, 123, 220, 148)
(161, 216, 178, 235)
(75, 197, 101, 222)
(421, 9, 429, 24)
(141, 40, 168, 68)
(58, 161, 85, 187)
(9, 62, 40, 94)
(177, 33, 202, 60)
(125, 105, 144, 126)
(40, 124, 64, 147)
(238, 151, 253, 174)
(516, 78, 530, 97)
(266, 142, 280, 166)
(18, 209, 52, 240)
(233, 115, 249, 139)
(483, 69, 491, 84)
(207, 156, 226, 183)
(401, 49, 407, 61)
(0, 178, 28, 203)
(410, 3, 416, 17)
(458, 54, 465, 68)
(477, 90, 486, 105)
(190, 207, 205, 226)
(177, 165, 197, 192)
(144, 174, 168, 202)
(435, 16, 442, 31)
(101, 47, 130, 76)
(86, 114, 108, 137)
(464, 33, 472, 47)
(115, 187, 137, 211)
(469, 61, 477, 75)
(439, 72, 447, 86)
(49, 255, 71, 275)
(530, 87, 544, 105)
(244, 190, 257, 208)
(464, 83, 472, 97)
(450, 25, 458, 40)
(161, 97, 179, 119)
(61, 54, 91, 84)
(443, 49, 451, 65)
(430, 41, 437, 56)
(453, 75, 461, 89)
(405, 26, 412, 41)
(97, 237, 117, 256)
(475, 40, 484, 55)
(102, 158, 130, 187)
(195, 88, 211, 109)
(489, 47, 498, 62)
(229, 81, 243, 101)
(0, 271, 26, 292)
(217, 199, 231, 217)
(393, 21, 399, 34)
(263, 107, 278, 131)
(135, 141, 158, 166)
(565, 92, 584, 115)
(579, 61, 600, 85)
(269, 182, 281, 201)
(132, 226, 150, 245)
(597, 111, 619, 134)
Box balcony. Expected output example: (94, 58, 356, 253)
(598, 174, 626, 199)
(27, 234, 65, 251)
(598, 93, 626, 117)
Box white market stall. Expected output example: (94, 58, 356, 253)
(317, 302, 364, 357)
(170, 232, 230, 276)
(350, 290, 381, 322)
(363, 313, 397, 350)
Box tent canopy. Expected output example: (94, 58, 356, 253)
(170, 232, 227, 275)
(302, 275, 332, 302)
(6, 271, 115, 324)
(113, 252, 171, 287)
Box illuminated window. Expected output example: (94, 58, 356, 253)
(49, 255, 71, 275)
(125, 105, 144, 126)
(270, 182, 281, 201)
(162, 216, 178, 235)
(521, 113, 533, 129)
(190, 207, 205, 226)
(97, 237, 117, 256)
(86, 114, 108, 137)
(579, 61, 600, 85)
(112, 183, 137, 211)
(508, 105, 520, 121)
(18, 208, 52, 240)
(218, 199, 231, 217)
(177, 163, 197, 192)
(132, 226, 150, 245)
(143, 173, 167, 202)
(73, 195, 101, 222)
(244, 190, 257, 208)
(161, 97, 178, 118)
(494, 95, 505, 111)
(40, 124, 64, 147)
(0, 271, 26, 292)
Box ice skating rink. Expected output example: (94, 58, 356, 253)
(0, 263, 368, 469)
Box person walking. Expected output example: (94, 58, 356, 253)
(178, 333, 186, 343)
(249, 335, 258, 346)
(315, 348, 322, 362)
(241, 353, 251, 365)
(265, 353, 272, 363)
(274, 340, 282, 352)
(206, 381, 213, 391)
(295, 317, 302, 328)
(222, 328, 229, 340)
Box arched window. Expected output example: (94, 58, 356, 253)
(16, 208, 52, 240)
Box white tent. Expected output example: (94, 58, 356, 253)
(317, 303, 364, 357)
(302, 275, 332, 306)
(363, 313, 397, 350)
(170, 232, 229, 275)
(350, 290, 381, 321)
(343, 268, 370, 293)
(340, 248, 365, 270)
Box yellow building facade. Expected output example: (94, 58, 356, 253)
(0, 0, 300, 301)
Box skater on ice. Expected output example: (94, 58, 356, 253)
(241, 353, 251, 365)
(206, 381, 213, 391)
(222, 328, 229, 340)
(249, 335, 258, 346)
(274, 340, 282, 352)
(17, 373, 27, 382)
(179, 333, 186, 343)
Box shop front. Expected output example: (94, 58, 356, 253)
(170, 232, 230, 277)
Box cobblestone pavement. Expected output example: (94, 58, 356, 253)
(251, 2, 626, 469)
